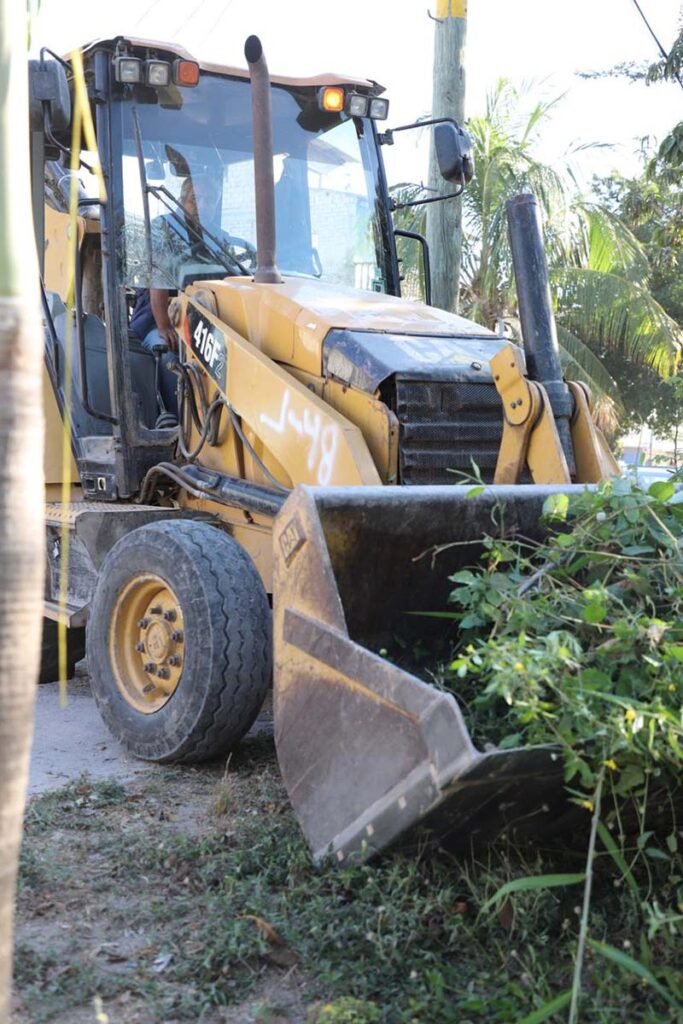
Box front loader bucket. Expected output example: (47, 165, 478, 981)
(273, 484, 587, 865)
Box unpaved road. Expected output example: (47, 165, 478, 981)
(29, 671, 273, 796)
(17, 694, 309, 1024)
(20, 675, 301, 1024)
(29, 673, 161, 796)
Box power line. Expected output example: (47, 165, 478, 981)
(198, 0, 235, 49)
(133, 0, 166, 30)
(169, 0, 214, 42)
(629, 0, 683, 89)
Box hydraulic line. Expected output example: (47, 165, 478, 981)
(227, 406, 290, 493)
(175, 359, 223, 462)
(173, 356, 290, 492)
(139, 461, 285, 517)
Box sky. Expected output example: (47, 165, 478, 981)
(31, 0, 683, 191)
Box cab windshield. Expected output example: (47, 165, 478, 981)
(116, 74, 391, 292)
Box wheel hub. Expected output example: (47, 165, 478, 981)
(145, 620, 172, 663)
(109, 575, 186, 714)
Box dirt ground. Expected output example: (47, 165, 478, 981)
(15, 675, 314, 1024)
(28, 671, 159, 797)
(17, 674, 682, 1024)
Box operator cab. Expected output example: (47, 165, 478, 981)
(32, 36, 399, 501)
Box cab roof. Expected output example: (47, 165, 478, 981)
(79, 36, 385, 94)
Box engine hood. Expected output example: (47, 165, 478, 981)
(323, 328, 516, 393)
(207, 277, 517, 382)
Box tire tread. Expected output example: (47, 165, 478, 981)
(87, 520, 272, 763)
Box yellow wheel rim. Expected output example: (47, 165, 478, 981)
(109, 574, 186, 714)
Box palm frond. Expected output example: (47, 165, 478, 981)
(573, 205, 651, 281)
(552, 267, 682, 374)
(555, 323, 622, 404)
(518, 90, 568, 147)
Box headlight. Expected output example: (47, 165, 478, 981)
(346, 93, 369, 117)
(145, 60, 171, 87)
(113, 56, 143, 83)
(369, 97, 389, 120)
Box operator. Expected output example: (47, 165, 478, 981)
(130, 175, 224, 414)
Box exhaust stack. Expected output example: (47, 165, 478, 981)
(506, 194, 574, 472)
(244, 35, 282, 285)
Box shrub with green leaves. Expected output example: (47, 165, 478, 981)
(438, 478, 683, 1016)
(444, 478, 683, 801)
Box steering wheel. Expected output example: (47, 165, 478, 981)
(222, 235, 258, 272)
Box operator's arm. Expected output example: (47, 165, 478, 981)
(150, 288, 178, 350)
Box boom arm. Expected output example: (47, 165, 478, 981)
(179, 296, 382, 489)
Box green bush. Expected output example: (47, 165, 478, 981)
(440, 478, 683, 1016)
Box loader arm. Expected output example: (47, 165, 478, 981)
(178, 294, 382, 489)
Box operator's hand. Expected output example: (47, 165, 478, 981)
(157, 325, 179, 353)
(168, 296, 183, 327)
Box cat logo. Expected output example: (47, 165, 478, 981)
(279, 515, 307, 566)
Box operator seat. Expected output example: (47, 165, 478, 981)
(48, 294, 159, 432)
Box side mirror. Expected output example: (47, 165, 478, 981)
(435, 122, 474, 187)
(29, 59, 71, 134)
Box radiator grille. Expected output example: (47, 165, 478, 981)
(395, 378, 504, 485)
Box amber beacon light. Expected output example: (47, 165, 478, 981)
(317, 86, 345, 112)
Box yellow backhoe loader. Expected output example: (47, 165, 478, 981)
(30, 35, 618, 863)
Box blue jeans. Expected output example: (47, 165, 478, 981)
(142, 328, 178, 415)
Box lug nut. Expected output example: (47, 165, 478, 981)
(163, 609, 177, 622)
(171, 630, 184, 643)
(135, 642, 145, 652)
(167, 655, 181, 667)
(138, 617, 150, 629)
(157, 667, 171, 680)
(142, 683, 157, 695)
(144, 662, 156, 674)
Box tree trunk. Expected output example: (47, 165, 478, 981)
(0, 1, 45, 1019)
(426, 0, 468, 313)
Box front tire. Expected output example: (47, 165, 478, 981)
(87, 520, 272, 763)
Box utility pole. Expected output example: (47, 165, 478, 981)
(426, 0, 468, 312)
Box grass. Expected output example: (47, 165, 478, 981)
(22, 776, 128, 833)
(14, 739, 683, 1024)
(15, 485, 683, 1023)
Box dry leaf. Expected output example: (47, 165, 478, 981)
(152, 952, 174, 973)
(94, 943, 129, 964)
(245, 914, 284, 946)
(245, 915, 299, 968)
(498, 896, 515, 931)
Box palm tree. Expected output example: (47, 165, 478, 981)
(0, 1, 45, 1018)
(460, 79, 569, 325)
(391, 79, 682, 423)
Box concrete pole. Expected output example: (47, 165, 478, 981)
(426, 0, 468, 312)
